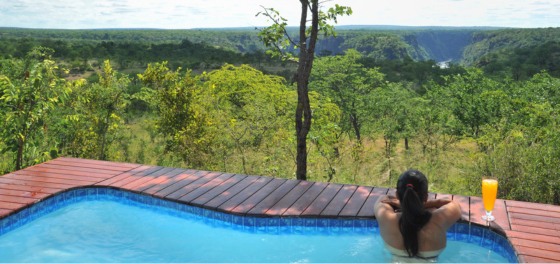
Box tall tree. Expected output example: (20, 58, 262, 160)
(0, 47, 69, 170)
(311, 49, 384, 142)
(137, 62, 208, 167)
(257, 1, 351, 180)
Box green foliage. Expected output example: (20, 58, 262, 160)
(0, 47, 70, 170)
(429, 68, 506, 138)
(461, 72, 560, 204)
(342, 33, 424, 60)
(256, 2, 352, 61)
(370, 82, 418, 157)
(463, 28, 560, 66)
(199, 64, 295, 174)
(138, 62, 209, 167)
(54, 60, 130, 160)
(311, 49, 384, 140)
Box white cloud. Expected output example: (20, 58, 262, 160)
(0, 0, 558, 29)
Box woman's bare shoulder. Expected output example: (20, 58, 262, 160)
(430, 200, 462, 229)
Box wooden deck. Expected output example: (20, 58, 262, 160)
(1, 157, 559, 263)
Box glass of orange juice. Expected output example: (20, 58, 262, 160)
(482, 177, 498, 222)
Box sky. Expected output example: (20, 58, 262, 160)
(0, 0, 559, 29)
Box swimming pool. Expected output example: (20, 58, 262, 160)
(0, 187, 518, 262)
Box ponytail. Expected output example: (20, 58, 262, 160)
(398, 185, 432, 257)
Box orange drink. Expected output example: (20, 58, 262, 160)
(481, 177, 498, 222)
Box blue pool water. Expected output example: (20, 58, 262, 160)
(0, 188, 517, 263)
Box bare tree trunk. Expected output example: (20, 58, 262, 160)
(405, 137, 409, 150)
(16, 139, 24, 170)
(295, 0, 319, 181)
(350, 113, 361, 142)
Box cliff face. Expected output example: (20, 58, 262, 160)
(311, 27, 560, 66)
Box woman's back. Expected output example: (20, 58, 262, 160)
(373, 170, 461, 261)
(377, 202, 458, 253)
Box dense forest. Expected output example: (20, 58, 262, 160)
(1, 27, 559, 205)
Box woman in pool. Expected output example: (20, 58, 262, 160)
(374, 169, 461, 262)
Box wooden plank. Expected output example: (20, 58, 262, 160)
(453, 195, 470, 222)
(0, 195, 38, 204)
(151, 170, 210, 197)
(203, 176, 260, 209)
(120, 167, 177, 190)
(3, 173, 95, 186)
(129, 168, 186, 192)
(514, 245, 560, 261)
(95, 165, 154, 186)
(358, 187, 388, 218)
(0, 176, 76, 189)
(521, 255, 560, 263)
(507, 206, 560, 218)
(44, 159, 138, 172)
(338, 186, 373, 217)
(0, 185, 59, 195)
(506, 230, 560, 244)
(266, 181, 313, 216)
(507, 200, 560, 213)
(165, 172, 223, 200)
(510, 224, 560, 237)
(436, 193, 453, 200)
(232, 178, 286, 215)
(178, 173, 235, 203)
(0, 209, 11, 217)
(13, 169, 109, 181)
(509, 212, 560, 224)
(218, 177, 272, 212)
(510, 217, 557, 230)
(283, 182, 328, 217)
(55, 157, 139, 169)
(301, 183, 343, 216)
(510, 238, 560, 253)
(247, 180, 299, 215)
(0, 201, 25, 210)
(142, 169, 198, 195)
(321, 185, 358, 216)
(191, 174, 247, 206)
(110, 166, 165, 188)
(21, 165, 118, 178)
(0, 188, 51, 200)
(39, 161, 130, 174)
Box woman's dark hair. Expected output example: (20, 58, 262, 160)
(396, 169, 432, 257)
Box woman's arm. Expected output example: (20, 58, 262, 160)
(430, 199, 462, 229)
(374, 195, 399, 221)
(424, 199, 455, 209)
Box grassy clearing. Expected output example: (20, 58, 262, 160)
(111, 118, 480, 197)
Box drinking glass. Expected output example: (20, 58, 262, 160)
(481, 177, 498, 222)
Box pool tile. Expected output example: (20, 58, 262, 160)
(86, 188, 97, 200)
(243, 217, 255, 232)
(292, 218, 304, 234)
(278, 218, 291, 233)
(266, 218, 279, 234)
(470, 224, 483, 245)
(255, 218, 267, 233)
(317, 218, 329, 228)
(303, 218, 317, 233)
(329, 218, 341, 233)
(342, 219, 353, 232)
(481, 229, 496, 248)
(455, 223, 470, 241)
